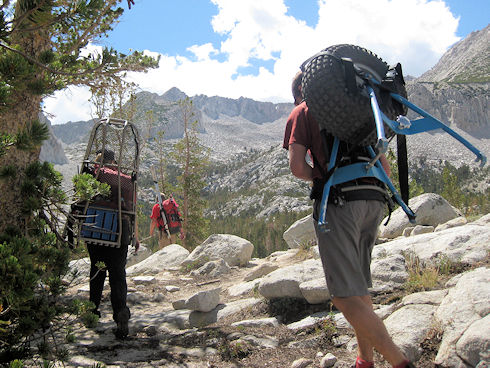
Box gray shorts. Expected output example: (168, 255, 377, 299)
(313, 199, 385, 298)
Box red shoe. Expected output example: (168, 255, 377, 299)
(355, 357, 374, 368)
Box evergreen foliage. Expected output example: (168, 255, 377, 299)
(0, 162, 72, 362)
(411, 158, 490, 215)
(0, 1, 158, 363)
(171, 98, 210, 249)
(208, 210, 311, 258)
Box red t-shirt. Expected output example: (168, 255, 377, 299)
(283, 102, 327, 180)
(151, 203, 164, 228)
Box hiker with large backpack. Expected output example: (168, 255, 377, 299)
(150, 193, 184, 249)
(283, 66, 414, 368)
(85, 148, 140, 339)
(65, 118, 141, 339)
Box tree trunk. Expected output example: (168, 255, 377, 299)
(0, 6, 47, 233)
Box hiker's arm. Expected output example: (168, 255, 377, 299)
(149, 219, 157, 236)
(380, 154, 391, 177)
(289, 143, 313, 181)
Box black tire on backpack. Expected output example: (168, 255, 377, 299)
(302, 44, 396, 146)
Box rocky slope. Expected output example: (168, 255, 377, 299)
(34, 200, 490, 368)
(418, 25, 489, 83)
(407, 24, 489, 137)
(39, 113, 68, 165)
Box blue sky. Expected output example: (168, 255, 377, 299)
(44, 0, 489, 125)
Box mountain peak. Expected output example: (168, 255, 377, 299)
(161, 87, 188, 102)
(417, 24, 489, 83)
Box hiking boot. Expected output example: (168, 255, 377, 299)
(91, 309, 101, 318)
(114, 319, 129, 339)
(113, 308, 130, 339)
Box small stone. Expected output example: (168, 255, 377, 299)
(132, 275, 156, 285)
(291, 357, 313, 368)
(320, 353, 337, 368)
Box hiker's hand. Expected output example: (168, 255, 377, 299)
(179, 231, 185, 240)
(127, 0, 134, 9)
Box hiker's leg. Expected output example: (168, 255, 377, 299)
(333, 295, 406, 365)
(158, 230, 170, 249)
(87, 243, 106, 311)
(355, 295, 374, 362)
(106, 242, 129, 322)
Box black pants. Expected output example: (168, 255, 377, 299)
(87, 220, 130, 322)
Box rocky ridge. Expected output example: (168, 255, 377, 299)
(418, 25, 489, 83)
(45, 25, 489, 160)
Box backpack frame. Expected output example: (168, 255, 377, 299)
(300, 45, 487, 232)
(65, 118, 140, 248)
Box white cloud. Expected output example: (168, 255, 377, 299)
(188, 43, 218, 61)
(43, 86, 93, 124)
(44, 0, 460, 125)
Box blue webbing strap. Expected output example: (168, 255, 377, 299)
(317, 137, 416, 232)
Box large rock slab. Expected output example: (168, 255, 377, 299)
(384, 304, 437, 362)
(127, 244, 152, 268)
(372, 223, 490, 266)
(456, 314, 490, 367)
(188, 298, 262, 327)
(299, 278, 330, 304)
(244, 262, 278, 281)
(371, 254, 409, 285)
(283, 214, 316, 249)
(228, 279, 261, 297)
(190, 259, 231, 277)
(379, 193, 461, 239)
(258, 259, 324, 299)
(173, 287, 221, 313)
(126, 244, 189, 275)
(182, 234, 254, 267)
(435, 267, 490, 367)
(65, 257, 91, 286)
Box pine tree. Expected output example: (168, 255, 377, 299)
(0, 0, 158, 232)
(171, 97, 210, 249)
(0, 1, 157, 361)
(441, 165, 464, 209)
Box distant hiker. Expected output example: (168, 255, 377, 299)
(87, 148, 139, 339)
(283, 71, 414, 368)
(150, 193, 184, 249)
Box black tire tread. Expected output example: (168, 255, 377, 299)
(302, 44, 401, 146)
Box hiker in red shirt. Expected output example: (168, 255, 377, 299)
(150, 193, 184, 249)
(284, 71, 413, 368)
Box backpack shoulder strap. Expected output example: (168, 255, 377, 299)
(397, 134, 409, 204)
